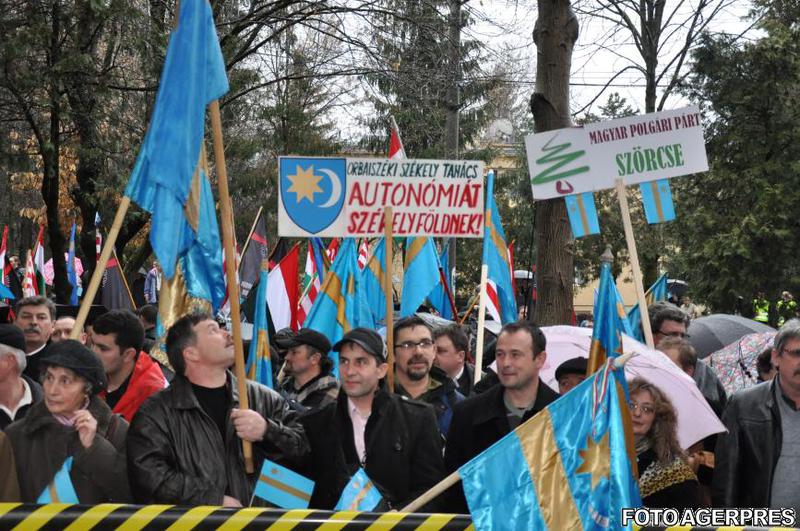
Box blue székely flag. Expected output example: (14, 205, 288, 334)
(310, 237, 329, 284)
(124, 0, 228, 280)
(639, 179, 675, 224)
(334, 468, 383, 511)
(246, 266, 273, 388)
(400, 237, 441, 317)
(66, 223, 79, 305)
(0, 283, 13, 300)
(459, 367, 641, 531)
(360, 238, 386, 327)
(429, 244, 454, 320)
(588, 259, 629, 375)
(564, 192, 601, 238)
(37, 456, 79, 503)
(626, 273, 668, 343)
(305, 238, 364, 374)
(613, 283, 634, 337)
(483, 171, 517, 324)
(254, 458, 314, 509)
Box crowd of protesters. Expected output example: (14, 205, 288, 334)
(0, 293, 798, 519)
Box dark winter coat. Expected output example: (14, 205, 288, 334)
(395, 366, 464, 436)
(279, 373, 339, 412)
(712, 378, 783, 508)
(444, 379, 558, 513)
(299, 389, 445, 511)
(5, 395, 131, 503)
(126, 372, 308, 506)
(0, 374, 43, 430)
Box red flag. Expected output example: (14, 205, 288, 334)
(389, 118, 406, 160)
(326, 238, 341, 263)
(297, 242, 321, 327)
(357, 239, 370, 270)
(267, 243, 300, 331)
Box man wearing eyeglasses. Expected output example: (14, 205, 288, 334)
(713, 319, 800, 515)
(650, 301, 727, 416)
(393, 315, 464, 436)
(443, 320, 558, 513)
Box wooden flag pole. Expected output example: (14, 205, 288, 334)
(401, 470, 461, 513)
(238, 206, 263, 272)
(384, 207, 395, 393)
(71, 198, 131, 338)
(209, 100, 254, 473)
(458, 291, 480, 325)
(473, 265, 489, 385)
(615, 179, 655, 349)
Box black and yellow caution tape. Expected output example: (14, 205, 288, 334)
(0, 504, 474, 530)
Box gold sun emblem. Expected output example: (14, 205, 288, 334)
(575, 430, 611, 490)
(286, 165, 323, 204)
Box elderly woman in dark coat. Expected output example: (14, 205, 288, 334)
(628, 377, 702, 509)
(5, 340, 131, 503)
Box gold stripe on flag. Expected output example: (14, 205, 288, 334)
(48, 482, 60, 503)
(259, 474, 312, 502)
(114, 504, 173, 531)
(404, 237, 427, 269)
(576, 195, 591, 236)
(348, 480, 375, 510)
(649, 181, 664, 222)
(518, 411, 582, 530)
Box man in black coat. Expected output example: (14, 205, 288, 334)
(300, 327, 445, 511)
(444, 320, 558, 513)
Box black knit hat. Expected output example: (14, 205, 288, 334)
(0, 324, 26, 352)
(332, 328, 386, 362)
(41, 339, 107, 394)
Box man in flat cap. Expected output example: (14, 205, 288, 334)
(0, 324, 43, 430)
(278, 328, 338, 411)
(300, 327, 445, 511)
(555, 357, 588, 395)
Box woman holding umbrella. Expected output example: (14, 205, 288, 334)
(629, 377, 702, 509)
(5, 340, 131, 502)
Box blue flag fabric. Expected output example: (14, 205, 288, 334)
(626, 273, 668, 342)
(254, 458, 314, 509)
(334, 468, 383, 511)
(37, 456, 79, 504)
(310, 237, 328, 284)
(640, 179, 675, 224)
(360, 238, 386, 327)
(613, 283, 634, 337)
(0, 282, 13, 300)
(483, 171, 517, 324)
(400, 237, 441, 317)
(124, 0, 228, 280)
(460, 368, 640, 531)
(305, 239, 364, 375)
(67, 223, 78, 305)
(246, 267, 273, 388)
(564, 192, 601, 238)
(429, 244, 454, 320)
(588, 260, 629, 375)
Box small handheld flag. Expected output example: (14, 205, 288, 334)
(67, 223, 79, 305)
(334, 468, 383, 512)
(253, 458, 314, 509)
(639, 179, 675, 224)
(37, 456, 79, 503)
(564, 192, 601, 238)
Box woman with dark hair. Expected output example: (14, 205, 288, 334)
(5, 340, 131, 503)
(628, 377, 702, 509)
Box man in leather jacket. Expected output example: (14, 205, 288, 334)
(126, 312, 308, 506)
(713, 320, 800, 510)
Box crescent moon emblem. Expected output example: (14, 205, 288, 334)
(318, 169, 342, 208)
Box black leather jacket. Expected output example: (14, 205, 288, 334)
(712, 378, 782, 508)
(127, 372, 308, 505)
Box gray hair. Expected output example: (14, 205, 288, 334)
(774, 319, 800, 355)
(0, 343, 27, 373)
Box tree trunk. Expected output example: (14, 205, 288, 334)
(531, 0, 579, 325)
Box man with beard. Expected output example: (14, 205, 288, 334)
(278, 328, 338, 411)
(444, 320, 558, 513)
(126, 312, 308, 506)
(393, 315, 463, 436)
(13, 296, 55, 379)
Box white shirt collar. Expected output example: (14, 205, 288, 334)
(0, 377, 33, 421)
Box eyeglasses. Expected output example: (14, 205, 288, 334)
(395, 339, 435, 352)
(656, 330, 689, 339)
(628, 401, 655, 415)
(781, 348, 800, 359)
